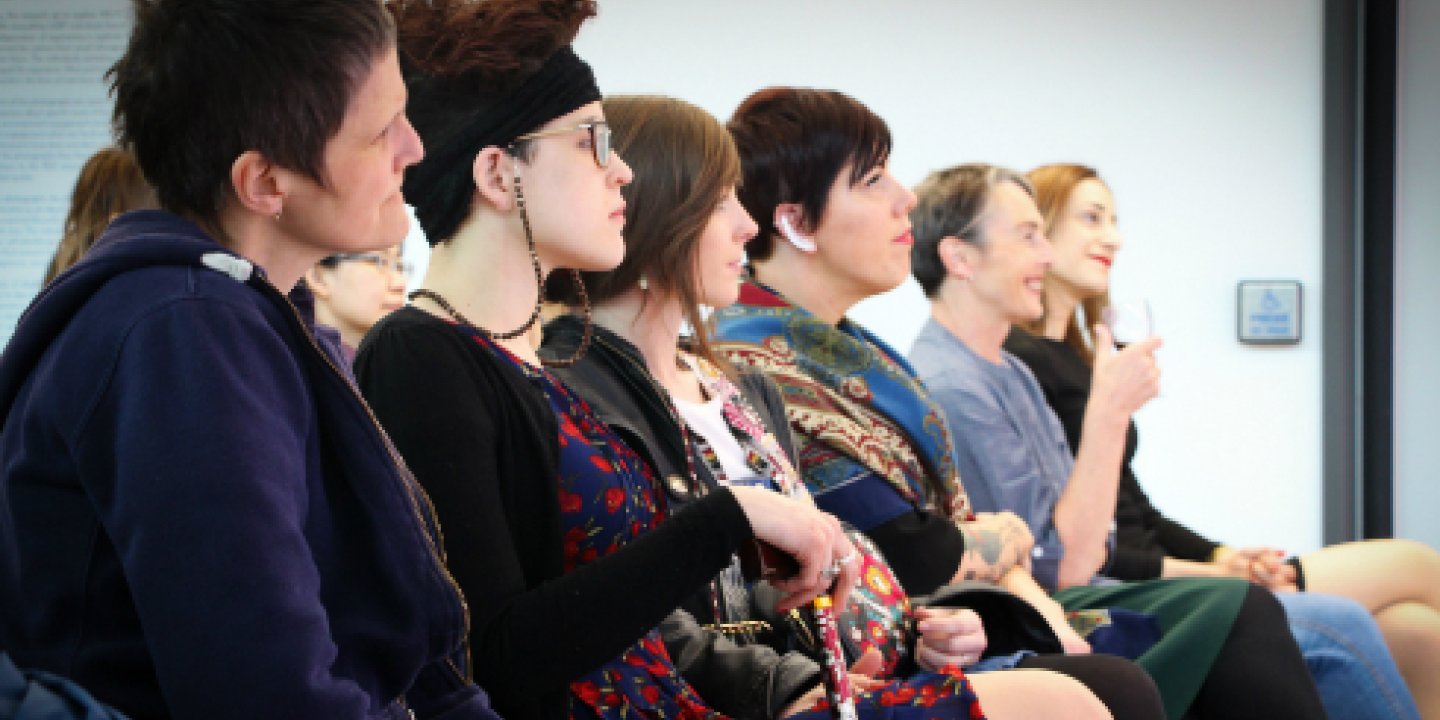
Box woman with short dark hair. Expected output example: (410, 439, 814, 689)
(0, 0, 499, 716)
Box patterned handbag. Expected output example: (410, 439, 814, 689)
(829, 529, 914, 675)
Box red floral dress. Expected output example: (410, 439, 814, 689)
(481, 334, 723, 720)
(483, 333, 986, 720)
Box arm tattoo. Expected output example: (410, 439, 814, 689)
(956, 519, 1024, 583)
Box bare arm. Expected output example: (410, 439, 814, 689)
(1160, 557, 1224, 578)
(1163, 548, 1296, 591)
(1052, 327, 1161, 588)
(995, 567, 1092, 655)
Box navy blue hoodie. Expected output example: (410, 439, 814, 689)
(0, 211, 498, 720)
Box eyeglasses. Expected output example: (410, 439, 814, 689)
(511, 121, 611, 169)
(323, 252, 413, 278)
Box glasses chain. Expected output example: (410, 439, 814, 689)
(407, 173, 592, 367)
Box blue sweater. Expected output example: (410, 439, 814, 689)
(910, 318, 1084, 591)
(0, 211, 498, 720)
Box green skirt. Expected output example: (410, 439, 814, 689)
(1056, 577, 1250, 719)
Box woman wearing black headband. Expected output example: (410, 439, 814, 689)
(355, 2, 859, 719)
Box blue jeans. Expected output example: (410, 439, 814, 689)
(1279, 592, 1419, 720)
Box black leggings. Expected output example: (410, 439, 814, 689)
(1017, 653, 1165, 720)
(1182, 585, 1326, 720)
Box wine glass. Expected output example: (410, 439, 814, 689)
(1101, 299, 1153, 350)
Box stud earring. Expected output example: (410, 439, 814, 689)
(638, 274, 649, 291)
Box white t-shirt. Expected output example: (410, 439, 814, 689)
(671, 390, 761, 487)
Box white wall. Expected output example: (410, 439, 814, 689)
(0, 0, 129, 337)
(0, 1, 1335, 552)
(577, 0, 1327, 552)
(1394, 0, 1440, 549)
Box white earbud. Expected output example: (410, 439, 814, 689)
(778, 215, 817, 254)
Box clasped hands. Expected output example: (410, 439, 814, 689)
(1214, 546, 1298, 591)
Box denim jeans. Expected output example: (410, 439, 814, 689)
(1279, 592, 1420, 720)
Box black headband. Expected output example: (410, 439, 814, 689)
(404, 45, 601, 245)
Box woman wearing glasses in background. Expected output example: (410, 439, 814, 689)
(356, 2, 856, 719)
(305, 245, 411, 363)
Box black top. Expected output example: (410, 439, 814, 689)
(866, 511, 969, 597)
(356, 307, 754, 720)
(1003, 328, 1220, 581)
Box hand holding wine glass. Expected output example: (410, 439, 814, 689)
(1090, 300, 1162, 421)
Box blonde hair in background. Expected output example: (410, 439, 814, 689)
(44, 146, 157, 285)
(1025, 163, 1110, 365)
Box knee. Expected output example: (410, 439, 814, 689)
(1388, 539, 1440, 576)
(1081, 653, 1157, 686)
(970, 668, 1113, 720)
(1281, 592, 1372, 628)
(1032, 672, 1114, 720)
(1083, 654, 1164, 710)
(1239, 584, 1289, 626)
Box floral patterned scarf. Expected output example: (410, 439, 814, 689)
(711, 280, 971, 521)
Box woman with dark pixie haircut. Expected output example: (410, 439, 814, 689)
(0, 0, 499, 717)
(357, 4, 857, 720)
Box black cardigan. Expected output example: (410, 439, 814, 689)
(1002, 328, 1220, 581)
(356, 307, 754, 720)
(543, 315, 822, 718)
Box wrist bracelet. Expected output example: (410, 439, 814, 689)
(1285, 556, 1306, 591)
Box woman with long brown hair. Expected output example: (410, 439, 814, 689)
(1008, 162, 1439, 717)
(42, 146, 156, 284)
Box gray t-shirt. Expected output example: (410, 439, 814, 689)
(909, 317, 1093, 590)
